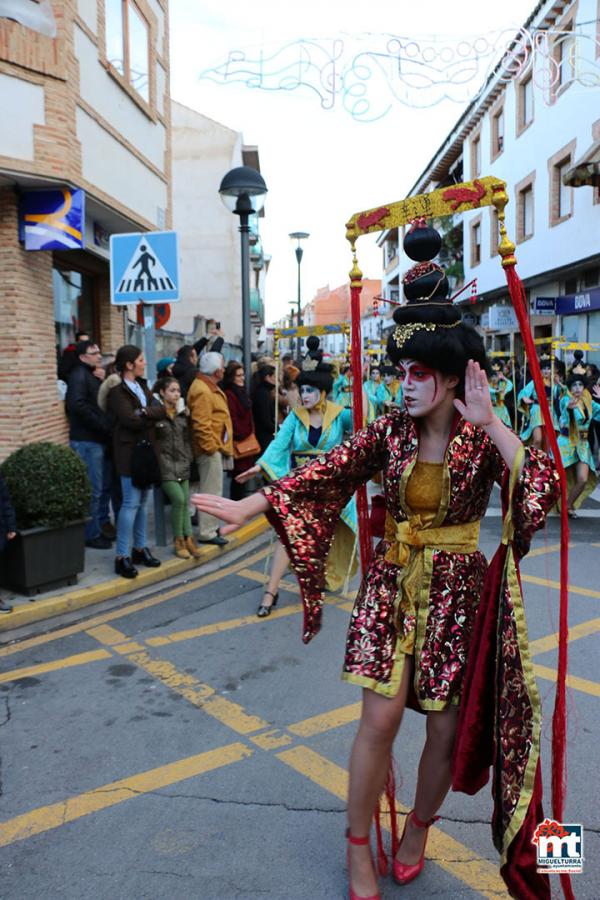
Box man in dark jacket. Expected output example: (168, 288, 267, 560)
(66, 340, 112, 549)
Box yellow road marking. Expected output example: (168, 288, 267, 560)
(0, 546, 270, 660)
(524, 541, 575, 559)
(288, 702, 362, 737)
(146, 603, 303, 647)
(249, 729, 293, 750)
(86, 624, 132, 645)
(0, 649, 112, 684)
(533, 663, 600, 697)
(84, 624, 272, 735)
(277, 746, 507, 898)
(521, 573, 600, 599)
(0, 742, 253, 848)
(529, 616, 600, 657)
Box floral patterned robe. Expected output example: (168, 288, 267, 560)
(262, 409, 560, 899)
(262, 410, 558, 705)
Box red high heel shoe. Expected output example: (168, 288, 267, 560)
(392, 809, 439, 886)
(346, 829, 381, 900)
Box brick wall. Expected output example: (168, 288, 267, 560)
(98, 274, 125, 355)
(0, 187, 69, 459)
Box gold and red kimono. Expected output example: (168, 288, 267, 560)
(262, 409, 560, 899)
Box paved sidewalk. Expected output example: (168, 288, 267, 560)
(0, 515, 269, 634)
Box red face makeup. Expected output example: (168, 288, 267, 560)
(398, 360, 439, 410)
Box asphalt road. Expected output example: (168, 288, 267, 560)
(0, 510, 598, 900)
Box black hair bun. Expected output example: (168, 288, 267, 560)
(306, 335, 320, 351)
(297, 362, 334, 395)
(403, 218, 442, 262)
(403, 262, 449, 302)
(573, 349, 584, 361)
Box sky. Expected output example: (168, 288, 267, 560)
(169, 0, 535, 327)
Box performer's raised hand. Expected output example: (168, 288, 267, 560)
(454, 359, 495, 427)
(190, 492, 269, 535)
(592, 384, 600, 401)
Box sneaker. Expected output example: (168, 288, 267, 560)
(85, 535, 112, 550)
(0, 600, 13, 613)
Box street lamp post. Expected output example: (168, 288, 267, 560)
(219, 166, 268, 384)
(289, 231, 309, 364)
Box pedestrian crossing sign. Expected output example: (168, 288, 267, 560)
(110, 231, 180, 304)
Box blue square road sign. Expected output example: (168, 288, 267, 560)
(110, 231, 180, 304)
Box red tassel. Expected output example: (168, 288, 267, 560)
(504, 265, 573, 900)
(350, 282, 373, 573)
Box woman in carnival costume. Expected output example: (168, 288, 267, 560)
(517, 353, 565, 447)
(364, 364, 383, 417)
(375, 365, 403, 412)
(558, 369, 600, 516)
(236, 363, 358, 615)
(488, 358, 513, 427)
(192, 225, 559, 900)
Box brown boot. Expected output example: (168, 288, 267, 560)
(185, 536, 204, 559)
(174, 537, 191, 559)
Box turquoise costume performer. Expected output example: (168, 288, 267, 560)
(258, 364, 358, 594)
(558, 374, 600, 513)
(364, 365, 383, 418)
(488, 372, 513, 427)
(518, 355, 564, 444)
(376, 365, 403, 412)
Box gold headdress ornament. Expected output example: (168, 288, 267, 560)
(393, 319, 460, 350)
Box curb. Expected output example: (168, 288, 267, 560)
(0, 518, 270, 633)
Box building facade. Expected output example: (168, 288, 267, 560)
(302, 279, 381, 357)
(171, 101, 269, 354)
(0, 0, 171, 457)
(380, 0, 600, 365)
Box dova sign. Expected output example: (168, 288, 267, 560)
(556, 288, 600, 316)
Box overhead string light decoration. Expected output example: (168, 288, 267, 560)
(199, 25, 600, 122)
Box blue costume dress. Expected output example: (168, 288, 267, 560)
(489, 377, 513, 427)
(258, 402, 358, 590)
(517, 380, 563, 442)
(375, 380, 403, 413)
(558, 392, 600, 506)
(364, 378, 383, 418)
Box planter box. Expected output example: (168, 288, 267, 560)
(1, 520, 86, 596)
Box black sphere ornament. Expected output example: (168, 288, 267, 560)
(403, 222, 442, 262)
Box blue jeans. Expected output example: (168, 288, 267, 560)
(99, 453, 121, 525)
(116, 476, 149, 558)
(70, 440, 104, 541)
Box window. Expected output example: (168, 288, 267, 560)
(105, 0, 150, 102)
(556, 24, 575, 88)
(517, 74, 534, 135)
(492, 108, 504, 157)
(471, 219, 482, 267)
(53, 267, 97, 356)
(471, 135, 481, 177)
(518, 185, 534, 240)
(557, 160, 572, 217)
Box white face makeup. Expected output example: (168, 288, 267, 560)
(398, 358, 454, 418)
(570, 380, 585, 398)
(371, 370, 381, 382)
(383, 373, 395, 385)
(300, 384, 321, 408)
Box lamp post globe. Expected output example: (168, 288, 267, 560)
(218, 166, 268, 383)
(289, 232, 310, 365)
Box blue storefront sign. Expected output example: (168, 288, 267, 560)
(20, 189, 85, 250)
(556, 288, 600, 316)
(532, 296, 556, 315)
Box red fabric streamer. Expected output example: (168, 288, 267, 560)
(504, 265, 573, 900)
(350, 282, 373, 573)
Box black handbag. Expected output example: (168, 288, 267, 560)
(131, 421, 162, 489)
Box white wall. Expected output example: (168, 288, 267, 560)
(77, 107, 167, 225)
(0, 74, 44, 161)
(170, 101, 246, 343)
(77, 0, 97, 33)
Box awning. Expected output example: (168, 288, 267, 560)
(563, 140, 600, 188)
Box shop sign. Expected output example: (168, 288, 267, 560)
(532, 296, 556, 315)
(556, 288, 600, 316)
(488, 305, 518, 330)
(20, 189, 85, 251)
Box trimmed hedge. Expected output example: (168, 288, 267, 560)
(2, 442, 91, 529)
